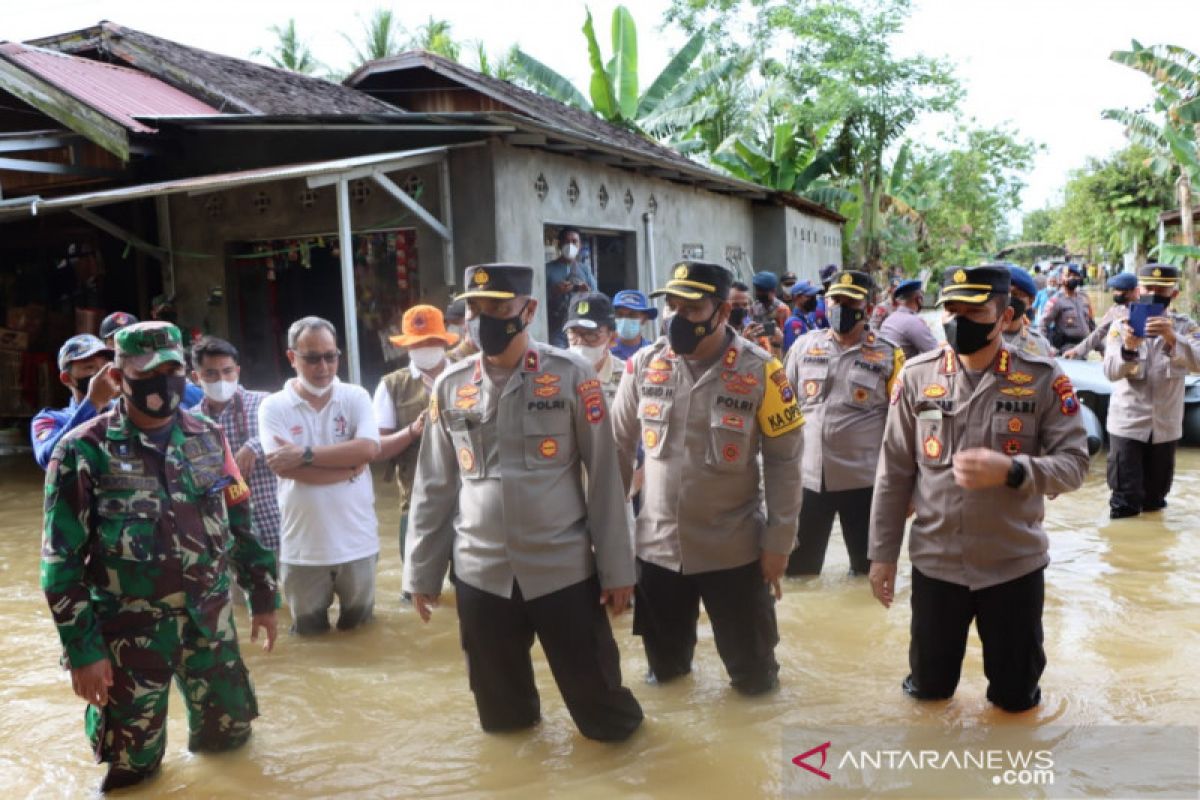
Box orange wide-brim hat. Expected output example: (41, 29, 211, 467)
(388, 304, 460, 348)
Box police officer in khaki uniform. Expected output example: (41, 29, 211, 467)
(1003, 265, 1055, 357)
(869, 266, 1089, 713)
(783, 270, 904, 576)
(1038, 263, 1094, 349)
(404, 264, 643, 741)
(611, 261, 805, 696)
(1102, 264, 1200, 517)
(1064, 272, 1138, 360)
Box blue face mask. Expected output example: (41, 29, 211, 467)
(615, 318, 642, 341)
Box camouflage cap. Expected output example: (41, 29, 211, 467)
(57, 334, 113, 371)
(114, 321, 186, 371)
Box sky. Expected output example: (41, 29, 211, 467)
(8, 0, 1200, 226)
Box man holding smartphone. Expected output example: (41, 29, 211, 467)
(1103, 264, 1200, 518)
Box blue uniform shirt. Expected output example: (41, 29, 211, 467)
(782, 312, 811, 352)
(611, 337, 651, 361)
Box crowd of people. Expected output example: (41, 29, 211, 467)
(31, 252, 1200, 792)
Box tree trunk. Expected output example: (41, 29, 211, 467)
(1178, 171, 1196, 316)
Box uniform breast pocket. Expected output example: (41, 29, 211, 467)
(706, 410, 753, 472)
(523, 411, 573, 469)
(448, 415, 485, 480)
(797, 365, 828, 405)
(846, 371, 881, 408)
(991, 413, 1037, 457)
(95, 489, 163, 560)
(638, 398, 671, 459)
(915, 414, 952, 467)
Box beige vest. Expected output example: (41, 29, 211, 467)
(382, 368, 431, 510)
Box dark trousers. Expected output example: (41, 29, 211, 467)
(905, 566, 1046, 713)
(453, 575, 643, 742)
(1107, 434, 1177, 515)
(633, 558, 779, 695)
(787, 486, 872, 575)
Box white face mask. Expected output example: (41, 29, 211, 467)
(570, 342, 609, 365)
(201, 379, 238, 403)
(296, 376, 334, 397)
(408, 346, 446, 371)
(563, 243, 580, 260)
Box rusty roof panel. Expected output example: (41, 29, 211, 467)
(0, 42, 217, 133)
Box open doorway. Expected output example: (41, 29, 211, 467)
(543, 225, 638, 295)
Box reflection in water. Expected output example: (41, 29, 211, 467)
(1, 451, 1197, 798)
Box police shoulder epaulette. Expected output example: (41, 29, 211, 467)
(1008, 347, 1056, 368)
(904, 346, 946, 368)
(738, 336, 773, 363)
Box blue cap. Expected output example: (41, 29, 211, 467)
(752, 271, 779, 291)
(790, 280, 820, 297)
(1107, 272, 1138, 291)
(819, 264, 839, 282)
(1065, 263, 1082, 276)
(611, 289, 658, 319)
(893, 279, 924, 298)
(57, 334, 113, 371)
(1006, 265, 1037, 298)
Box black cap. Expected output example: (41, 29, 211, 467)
(457, 264, 534, 300)
(825, 270, 875, 301)
(1138, 263, 1180, 288)
(650, 260, 733, 301)
(99, 311, 139, 340)
(937, 266, 1011, 306)
(564, 292, 615, 330)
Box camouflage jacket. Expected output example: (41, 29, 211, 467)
(41, 403, 279, 669)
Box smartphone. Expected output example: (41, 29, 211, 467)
(1128, 302, 1165, 337)
(763, 320, 777, 338)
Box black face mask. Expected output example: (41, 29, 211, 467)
(800, 297, 817, 312)
(668, 306, 721, 355)
(471, 302, 529, 356)
(728, 307, 749, 328)
(828, 304, 865, 335)
(124, 372, 185, 418)
(1065, 278, 1081, 291)
(943, 314, 999, 356)
(754, 292, 771, 305)
(1009, 296, 1028, 321)
(1025, 307, 1035, 322)
(72, 372, 94, 398)
(1112, 293, 1131, 306)
(1141, 293, 1172, 309)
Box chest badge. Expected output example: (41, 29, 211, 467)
(457, 448, 475, 471)
(1007, 417, 1023, 434)
(644, 428, 659, 449)
(923, 434, 943, 460)
(804, 380, 821, 398)
(852, 386, 871, 403)
(922, 384, 947, 398)
(539, 438, 559, 459)
(1007, 371, 1034, 386)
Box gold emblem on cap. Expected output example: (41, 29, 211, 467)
(473, 269, 489, 285)
(953, 269, 967, 283)
(577, 301, 590, 314)
(839, 273, 853, 286)
(674, 264, 689, 279)
(1153, 268, 1163, 278)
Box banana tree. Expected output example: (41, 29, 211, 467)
(710, 118, 849, 209)
(1105, 41, 1200, 308)
(513, 5, 731, 136)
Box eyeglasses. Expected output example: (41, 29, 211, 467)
(295, 350, 340, 365)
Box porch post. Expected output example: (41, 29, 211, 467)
(336, 179, 362, 385)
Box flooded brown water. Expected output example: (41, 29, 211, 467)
(1, 447, 1198, 798)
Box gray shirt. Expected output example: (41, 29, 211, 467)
(611, 333, 805, 573)
(403, 342, 635, 600)
(784, 329, 905, 492)
(1039, 290, 1094, 341)
(1003, 325, 1055, 358)
(879, 306, 939, 360)
(1102, 312, 1200, 443)
(869, 345, 1089, 590)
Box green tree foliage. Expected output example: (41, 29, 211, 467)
(1045, 146, 1176, 264)
(408, 17, 461, 61)
(253, 19, 321, 75)
(512, 5, 736, 136)
(343, 8, 405, 73)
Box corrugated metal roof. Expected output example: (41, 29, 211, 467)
(0, 42, 217, 133)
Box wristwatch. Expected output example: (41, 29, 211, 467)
(302, 446, 314, 466)
(1005, 458, 1026, 489)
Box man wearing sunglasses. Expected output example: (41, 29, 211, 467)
(259, 316, 381, 635)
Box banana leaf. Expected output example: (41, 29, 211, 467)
(583, 9, 617, 119)
(636, 32, 704, 118)
(512, 49, 590, 110)
(607, 6, 639, 121)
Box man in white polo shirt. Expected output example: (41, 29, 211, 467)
(259, 316, 381, 634)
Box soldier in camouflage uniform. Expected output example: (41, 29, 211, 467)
(41, 322, 279, 793)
